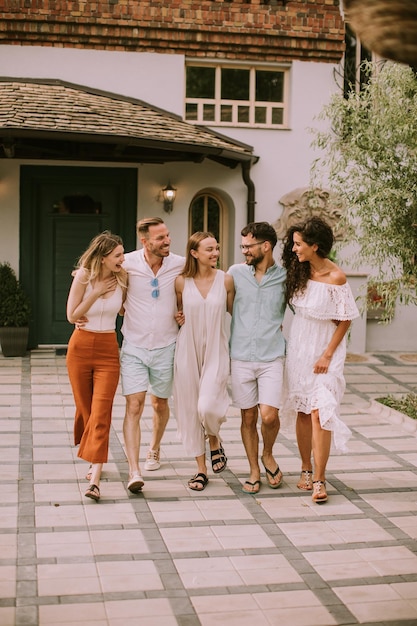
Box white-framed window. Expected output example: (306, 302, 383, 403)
(185, 62, 289, 128)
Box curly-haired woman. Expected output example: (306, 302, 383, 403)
(281, 217, 359, 503)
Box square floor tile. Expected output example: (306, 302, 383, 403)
(97, 559, 163, 592)
(39, 602, 107, 624)
(37, 563, 101, 596)
(90, 528, 150, 555)
(36, 530, 92, 558)
(0, 608, 15, 626)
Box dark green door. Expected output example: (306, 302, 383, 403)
(20, 166, 137, 347)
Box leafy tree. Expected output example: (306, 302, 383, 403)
(311, 61, 417, 321)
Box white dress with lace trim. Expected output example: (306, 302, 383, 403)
(281, 280, 360, 453)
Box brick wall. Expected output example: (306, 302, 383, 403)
(0, 0, 344, 63)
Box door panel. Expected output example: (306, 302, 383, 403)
(20, 166, 137, 346)
(44, 216, 106, 344)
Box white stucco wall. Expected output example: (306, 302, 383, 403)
(136, 161, 246, 265)
(366, 304, 417, 352)
(221, 60, 339, 227)
(0, 45, 185, 116)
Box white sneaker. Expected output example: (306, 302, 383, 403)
(144, 448, 161, 471)
(127, 472, 144, 493)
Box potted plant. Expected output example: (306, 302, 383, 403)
(0, 262, 31, 357)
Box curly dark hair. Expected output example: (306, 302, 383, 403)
(241, 222, 277, 249)
(282, 216, 334, 304)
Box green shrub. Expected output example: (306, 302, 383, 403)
(0, 263, 31, 327)
(377, 394, 417, 420)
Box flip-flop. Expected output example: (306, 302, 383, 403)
(188, 473, 209, 491)
(261, 458, 282, 489)
(242, 479, 261, 495)
(210, 445, 227, 474)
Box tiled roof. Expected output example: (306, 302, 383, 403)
(0, 78, 255, 164)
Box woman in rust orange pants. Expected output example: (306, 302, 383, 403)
(66, 231, 127, 501)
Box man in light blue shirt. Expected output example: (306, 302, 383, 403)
(228, 222, 286, 495)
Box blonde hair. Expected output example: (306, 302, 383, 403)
(75, 231, 128, 291)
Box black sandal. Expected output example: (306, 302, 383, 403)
(188, 473, 209, 491)
(261, 457, 282, 489)
(85, 484, 100, 501)
(210, 445, 227, 474)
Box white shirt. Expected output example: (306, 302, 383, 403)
(121, 249, 185, 350)
(82, 282, 123, 332)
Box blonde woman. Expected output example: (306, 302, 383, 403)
(174, 232, 234, 491)
(66, 231, 127, 501)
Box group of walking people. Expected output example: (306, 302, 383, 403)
(66, 215, 359, 504)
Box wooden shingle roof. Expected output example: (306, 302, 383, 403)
(0, 78, 255, 166)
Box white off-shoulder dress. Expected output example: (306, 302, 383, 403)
(173, 270, 230, 458)
(281, 280, 360, 452)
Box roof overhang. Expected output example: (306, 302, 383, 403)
(0, 78, 256, 168)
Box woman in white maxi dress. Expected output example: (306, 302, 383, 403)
(174, 232, 235, 491)
(281, 217, 359, 503)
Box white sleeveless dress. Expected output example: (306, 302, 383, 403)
(281, 280, 359, 452)
(173, 270, 230, 457)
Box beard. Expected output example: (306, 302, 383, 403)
(147, 243, 170, 257)
(245, 251, 264, 267)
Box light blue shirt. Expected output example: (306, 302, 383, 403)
(228, 262, 286, 361)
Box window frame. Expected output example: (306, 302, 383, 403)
(185, 60, 290, 129)
(188, 191, 228, 269)
(343, 22, 379, 97)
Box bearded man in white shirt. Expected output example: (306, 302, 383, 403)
(121, 217, 184, 493)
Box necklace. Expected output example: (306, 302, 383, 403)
(311, 261, 328, 276)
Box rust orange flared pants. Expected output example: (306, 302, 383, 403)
(66, 329, 120, 464)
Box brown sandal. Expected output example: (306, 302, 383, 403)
(312, 480, 327, 503)
(85, 484, 100, 501)
(188, 473, 208, 491)
(297, 470, 313, 491)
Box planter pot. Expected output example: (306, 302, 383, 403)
(0, 327, 29, 357)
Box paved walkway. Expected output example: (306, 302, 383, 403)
(1, 350, 417, 626)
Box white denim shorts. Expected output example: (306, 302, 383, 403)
(120, 340, 176, 398)
(231, 357, 284, 410)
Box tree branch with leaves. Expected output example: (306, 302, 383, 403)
(311, 60, 417, 322)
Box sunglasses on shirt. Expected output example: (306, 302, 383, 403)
(151, 277, 159, 298)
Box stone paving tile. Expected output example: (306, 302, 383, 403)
(334, 584, 417, 623)
(2, 350, 417, 625)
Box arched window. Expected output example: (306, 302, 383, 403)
(189, 192, 228, 267)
